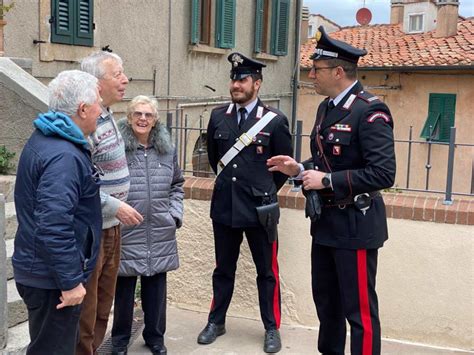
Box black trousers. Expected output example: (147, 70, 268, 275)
(112, 273, 167, 349)
(311, 243, 381, 355)
(208, 222, 281, 330)
(16, 283, 82, 355)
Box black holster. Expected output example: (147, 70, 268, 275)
(256, 202, 280, 243)
(301, 161, 322, 222)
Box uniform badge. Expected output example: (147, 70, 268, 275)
(331, 124, 352, 132)
(231, 54, 244, 67)
(315, 30, 322, 41)
(256, 146, 263, 154)
(256, 106, 264, 119)
(333, 145, 341, 156)
(328, 133, 334, 141)
(367, 112, 391, 123)
(226, 103, 234, 115)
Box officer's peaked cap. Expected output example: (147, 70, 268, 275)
(228, 52, 266, 80)
(310, 26, 367, 64)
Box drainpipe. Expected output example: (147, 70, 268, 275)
(290, 0, 302, 137)
(166, 0, 172, 111)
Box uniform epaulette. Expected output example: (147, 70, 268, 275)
(263, 104, 284, 118)
(356, 91, 380, 104)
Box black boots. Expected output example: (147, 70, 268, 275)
(197, 322, 226, 344)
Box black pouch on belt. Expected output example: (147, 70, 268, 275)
(256, 202, 280, 243)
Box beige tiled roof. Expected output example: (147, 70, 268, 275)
(300, 19, 474, 69)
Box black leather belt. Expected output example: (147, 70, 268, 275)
(321, 191, 381, 208)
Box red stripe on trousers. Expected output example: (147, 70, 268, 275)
(357, 249, 373, 355)
(271, 242, 281, 329)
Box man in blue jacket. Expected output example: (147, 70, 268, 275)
(12, 70, 103, 355)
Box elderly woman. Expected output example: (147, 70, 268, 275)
(111, 95, 184, 355)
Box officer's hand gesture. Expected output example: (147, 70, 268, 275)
(267, 155, 300, 176)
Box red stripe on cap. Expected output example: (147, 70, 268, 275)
(271, 242, 281, 328)
(357, 249, 373, 355)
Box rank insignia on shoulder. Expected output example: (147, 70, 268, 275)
(367, 112, 391, 123)
(333, 145, 341, 155)
(226, 103, 234, 115)
(331, 124, 352, 132)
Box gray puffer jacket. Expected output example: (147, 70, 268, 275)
(117, 118, 184, 276)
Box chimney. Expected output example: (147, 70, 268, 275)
(390, 0, 404, 25)
(301, 6, 309, 43)
(435, 0, 459, 37)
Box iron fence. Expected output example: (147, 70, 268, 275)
(165, 111, 474, 204)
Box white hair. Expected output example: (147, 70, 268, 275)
(80, 51, 123, 79)
(48, 70, 98, 117)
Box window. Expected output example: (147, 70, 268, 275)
(254, 0, 290, 56)
(308, 24, 314, 38)
(409, 14, 424, 32)
(191, 0, 235, 49)
(51, 0, 94, 47)
(420, 94, 456, 142)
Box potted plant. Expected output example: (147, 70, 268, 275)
(0, 1, 14, 56)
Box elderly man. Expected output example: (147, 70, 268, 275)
(13, 70, 103, 355)
(77, 51, 143, 355)
(268, 26, 396, 355)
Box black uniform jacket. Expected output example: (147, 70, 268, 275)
(207, 99, 293, 228)
(308, 81, 396, 249)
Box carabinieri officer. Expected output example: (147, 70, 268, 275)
(197, 52, 293, 353)
(267, 26, 396, 355)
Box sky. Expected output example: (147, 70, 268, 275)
(304, 0, 474, 27)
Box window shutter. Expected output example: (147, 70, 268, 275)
(254, 0, 264, 53)
(51, 0, 74, 45)
(271, 0, 290, 56)
(216, 0, 235, 49)
(74, 0, 93, 46)
(420, 94, 456, 142)
(191, 0, 200, 44)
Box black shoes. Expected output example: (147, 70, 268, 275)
(111, 349, 127, 355)
(145, 343, 167, 355)
(264, 329, 282, 353)
(197, 322, 226, 344)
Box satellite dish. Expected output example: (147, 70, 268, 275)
(356, 7, 372, 26)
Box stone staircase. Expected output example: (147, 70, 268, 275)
(1, 177, 29, 354)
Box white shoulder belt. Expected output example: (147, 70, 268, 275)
(217, 110, 277, 176)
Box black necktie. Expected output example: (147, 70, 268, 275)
(238, 107, 247, 129)
(328, 100, 335, 111)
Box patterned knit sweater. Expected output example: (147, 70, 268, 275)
(89, 108, 130, 229)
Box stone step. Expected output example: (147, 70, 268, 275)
(4, 202, 16, 240)
(5, 238, 13, 280)
(7, 279, 27, 328)
(1, 320, 29, 354)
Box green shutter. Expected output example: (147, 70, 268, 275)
(216, 0, 235, 49)
(74, 0, 93, 46)
(271, 0, 290, 56)
(254, 0, 264, 53)
(51, 0, 74, 45)
(191, 0, 200, 44)
(420, 93, 456, 142)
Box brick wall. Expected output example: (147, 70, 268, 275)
(183, 177, 474, 225)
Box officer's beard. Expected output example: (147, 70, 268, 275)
(230, 85, 256, 105)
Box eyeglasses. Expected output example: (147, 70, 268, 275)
(311, 66, 338, 73)
(132, 111, 155, 120)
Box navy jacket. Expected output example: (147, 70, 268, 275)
(207, 100, 293, 227)
(307, 81, 396, 249)
(13, 129, 102, 291)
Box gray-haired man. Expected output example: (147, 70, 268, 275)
(77, 51, 143, 355)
